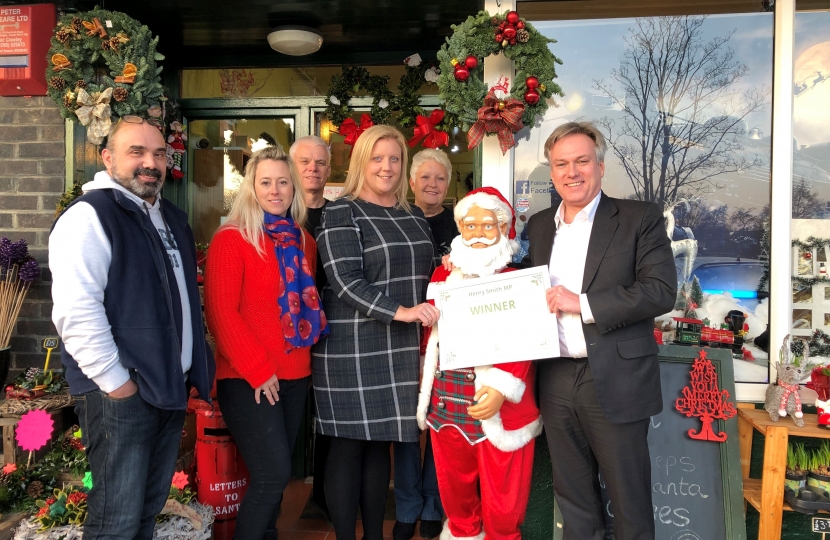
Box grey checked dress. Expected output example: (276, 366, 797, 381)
(312, 198, 435, 443)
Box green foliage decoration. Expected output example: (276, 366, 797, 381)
(436, 10, 564, 132)
(34, 486, 88, 531)
(325, 67, 396, 127)
(396, 62, 433, 129)
(45, 7, 166, 121)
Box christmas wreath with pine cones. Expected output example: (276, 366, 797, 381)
(46, 8, 166, 145)
(437, 10, 564, 151)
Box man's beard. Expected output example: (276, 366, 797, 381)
(112, 166, 164, 199)
(448, 234, 514, 277)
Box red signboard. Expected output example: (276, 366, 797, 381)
(0, 4, 55, 96)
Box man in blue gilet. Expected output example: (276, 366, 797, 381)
(50, 117, 215, 540)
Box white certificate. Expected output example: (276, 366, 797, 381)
(428, 266, 560, 370)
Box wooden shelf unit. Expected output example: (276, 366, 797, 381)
(738, 406, 830, 539)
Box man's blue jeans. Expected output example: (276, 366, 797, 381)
(75, 389, 185, 540)
(393, 433, 443, 523)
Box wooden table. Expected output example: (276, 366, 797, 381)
(738, 406, 830, 540)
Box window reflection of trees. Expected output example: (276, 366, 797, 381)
(594, 16, 770, 209)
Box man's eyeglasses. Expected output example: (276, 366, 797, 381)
(120, 115, 163, 129)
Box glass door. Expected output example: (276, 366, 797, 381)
(186, 115, 296, 244)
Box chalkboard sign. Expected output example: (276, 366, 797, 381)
(553, 345, 746, 540)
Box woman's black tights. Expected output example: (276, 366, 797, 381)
(325, 437, 391, 540)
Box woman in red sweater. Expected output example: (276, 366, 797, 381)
(205, 145, 329, 540)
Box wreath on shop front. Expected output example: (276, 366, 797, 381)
(437, 10, 564, 152)
(45, 7, 166, 145)
(325, 66, 396, 127)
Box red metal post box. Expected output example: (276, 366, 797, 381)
(191, 398, 250, 540)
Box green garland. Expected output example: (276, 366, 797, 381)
(792, 236, 830, 287)
(46, 8, 165, 122)
(792, 275, 830, 287)
(793, 237, 830, 250)
(325, 67, 396, 127)
(396, 63, 433, 129)
(436, 10, 564, 131)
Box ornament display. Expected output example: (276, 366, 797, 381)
(46, 8, 167, 145)
(167, 121, 187, 180)
(437, 10, 563, 151)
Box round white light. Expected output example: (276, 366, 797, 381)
(267, 27, 323, 56)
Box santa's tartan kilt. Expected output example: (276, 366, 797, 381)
(426, 368, 486, 443)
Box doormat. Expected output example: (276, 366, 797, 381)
(299, 488, 396, 521)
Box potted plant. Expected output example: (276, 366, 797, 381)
(786, 442, 809, 491)
(0, 238, 40, 388)
(808, 442, 830, 494)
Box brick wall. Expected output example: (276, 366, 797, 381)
(0, 96, 65, 377)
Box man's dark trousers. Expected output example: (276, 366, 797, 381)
(76, 390, 185, 540)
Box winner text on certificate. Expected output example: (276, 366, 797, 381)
(428, 266, 559, 370)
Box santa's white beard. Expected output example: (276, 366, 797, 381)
(448, 234, 514, 277)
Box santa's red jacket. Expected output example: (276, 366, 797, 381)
(417, 266, 541, 452)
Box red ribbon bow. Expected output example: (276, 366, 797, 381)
(339, 114, 374, 154)
(467, 89, 525, 154)
(407, 110, 449, 149)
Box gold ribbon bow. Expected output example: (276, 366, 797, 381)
(75, 88, 113, 145)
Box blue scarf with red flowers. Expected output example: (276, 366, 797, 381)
(263, 213, 329, 352)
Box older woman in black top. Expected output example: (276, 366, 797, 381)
(312, 125, 439, 540)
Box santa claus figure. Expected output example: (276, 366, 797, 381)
(418, 187, 541, 540)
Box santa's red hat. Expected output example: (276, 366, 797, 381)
(454, 187, 519, 251)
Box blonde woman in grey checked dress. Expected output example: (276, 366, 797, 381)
(312, 125, 439, 540)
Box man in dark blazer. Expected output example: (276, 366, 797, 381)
(521, 121, 676, 540)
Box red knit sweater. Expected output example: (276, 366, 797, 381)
(205, 226, 317, 388)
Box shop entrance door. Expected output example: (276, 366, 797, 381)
(185, 115, 297, 244)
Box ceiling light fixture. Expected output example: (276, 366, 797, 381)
(267, 26, 323, 56)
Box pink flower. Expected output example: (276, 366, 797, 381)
(285, 267, 296, 283)
(278, 276, 285, 297)
(281, 314, 296, 338)
(288, 292, 301, 314)
(298, 319, 312, 340)
(302, 286, 320, 310)
(301, 256, 312, 276)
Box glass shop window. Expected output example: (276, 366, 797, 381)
(187, 117, 294, 244)
(180, 66, 439, 99)
(516, 6, 773, 382)
(790, 9, 830, 341)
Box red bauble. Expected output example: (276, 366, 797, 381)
(454, 66, 470, 82)
(499, 21, 507, 31)
(517, 21, 525, 29)
(503, 27, 517, 40)
(805, 252, 813, 260)
(510, 38, 517, 45)
(495, 33, 504, 43)
(524, 89, 541, 105)
(506, 11, 520, 25)
(526, 76, 539, 89)
(465, 55, 478, 70)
